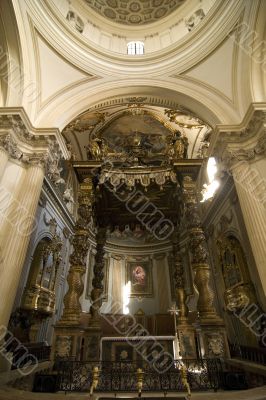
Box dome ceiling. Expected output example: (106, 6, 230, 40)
(83, 0, 187, 25)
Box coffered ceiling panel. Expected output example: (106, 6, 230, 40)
(83, 0, 187, 25)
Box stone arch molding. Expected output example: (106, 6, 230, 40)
(34, 78, 239, 130)
(2, 0, 265, 131)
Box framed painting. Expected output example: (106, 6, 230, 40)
(126, 260, 153, 297)
(86, 253, 109, 302)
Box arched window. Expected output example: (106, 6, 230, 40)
(201, 157, 220, 202)
(127, 41, 144, 55)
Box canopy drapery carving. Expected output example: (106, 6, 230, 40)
(99, 167, 178, 190)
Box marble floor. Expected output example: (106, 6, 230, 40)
(0, 387, 265, 400)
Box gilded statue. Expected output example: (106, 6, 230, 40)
(85, 137, 109, 160)
(165, 131, 189, 159)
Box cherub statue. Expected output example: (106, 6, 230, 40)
(63, 187, 74, 204)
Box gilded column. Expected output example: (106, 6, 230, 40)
(173, 231, 198, 359)
(183, 176, 219, 321)
(172, 232, 188, 322)
(59, 177, 94, 326)
(183, 176, 228, 358)
(90, 227, 107, 327)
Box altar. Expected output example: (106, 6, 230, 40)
(101, 336, 175, 365)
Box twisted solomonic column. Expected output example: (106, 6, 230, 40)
(90, 227, 107, 327)
(59, 177, 94, 326)
(183, 176, 220, 322)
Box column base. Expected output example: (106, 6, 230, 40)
(199, 313, 224, 325)
(177, 323, 197, 359)
(199, 320, 230, 358)
(52, 325, 85, 360)
(84, 327, 102, 361)
(57, 312, 82, 326)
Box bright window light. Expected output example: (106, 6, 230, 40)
(123, 281, 131, 315)
(207, 157, 218, 182)
(127, 41, 144, 55)
(201, 157, 220, 202)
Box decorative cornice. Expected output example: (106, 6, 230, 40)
(0, 111, 71, 181)
(212, 105, 266, 168)
(0, 107, 69, 158)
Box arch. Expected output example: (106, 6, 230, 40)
(34, 78, 240, 130)
(0, 0, 23, 107)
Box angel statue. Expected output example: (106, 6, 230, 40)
(85, 137, 108, 160)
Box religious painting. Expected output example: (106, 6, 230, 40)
(86, 253, 109, 302)
(126, 260, 153, 297)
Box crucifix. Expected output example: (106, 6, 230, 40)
(168, 303, 182, 360)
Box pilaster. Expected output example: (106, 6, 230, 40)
(215, 109, 266, 303)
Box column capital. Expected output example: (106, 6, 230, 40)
(0, 112, 68, 171)
(214, 109, 266, 171)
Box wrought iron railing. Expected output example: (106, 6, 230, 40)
(11, 343, 51, 369)
(229, 343, 266, 365)
(54, 359, 223, 392)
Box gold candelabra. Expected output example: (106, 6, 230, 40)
(136, 368, 144, 397)
(90, 366, 100, 397)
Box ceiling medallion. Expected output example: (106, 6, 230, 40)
(130, 2, 141, 12)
